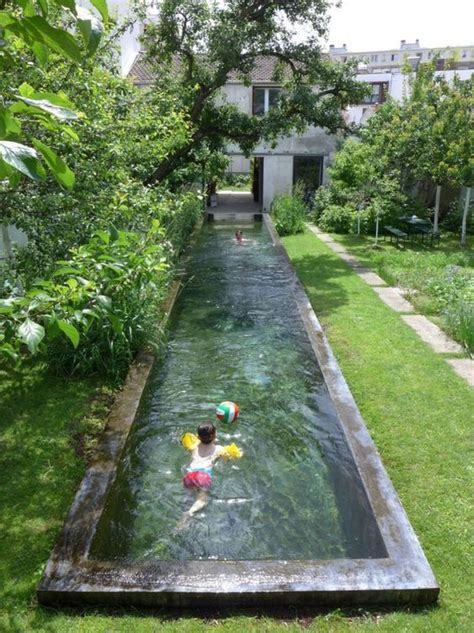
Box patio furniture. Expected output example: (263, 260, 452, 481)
(398, 216, 440, 246)
(384, 226, 408, 245)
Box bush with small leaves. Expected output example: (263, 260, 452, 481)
(271, 194, 307, 236)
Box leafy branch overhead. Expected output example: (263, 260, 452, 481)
(142, 0, 369, 184)
(0, 0, 108, 187)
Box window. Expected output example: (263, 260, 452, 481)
(391, 53, 397, 61)
(252, 87, 282, 115)
(370, 54, 378, 62)
(362, 82, 389, 105)
(293, 156, 323, 198)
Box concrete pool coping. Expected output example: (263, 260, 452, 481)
(37, 216, 439, 608)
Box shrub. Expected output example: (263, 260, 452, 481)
(444, 301, 474, 355)
(271, 194, 307, 236)
(319, 204, 356, 234)
(219, 173, 251, 189)
(0, 225, 170, 379)
(310, 186, 333, 223)
(156, 191, 203, 259)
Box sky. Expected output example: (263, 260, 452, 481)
(327, 0, 474, 52)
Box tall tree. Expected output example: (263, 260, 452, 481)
(141, 0, 368, 184)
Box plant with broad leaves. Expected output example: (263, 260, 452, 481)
(0, 222, 171, 378)
(0, 0, 108, 187)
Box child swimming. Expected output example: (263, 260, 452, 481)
(178, 422, 242, 528)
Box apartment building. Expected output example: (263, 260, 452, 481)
(329, 40, 474, 73)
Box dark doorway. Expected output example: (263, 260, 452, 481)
(293, 156, 323, 200)
(252, 157, 264, 204)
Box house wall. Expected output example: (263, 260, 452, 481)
(228, 156, 251, 173)
(259, 156, 294, 211)
(0, 225, 28, 260)
(98, 0, 141, 76)
(221, 83, 252, 113)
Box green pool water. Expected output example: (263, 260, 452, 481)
(91, 222, 385, 561)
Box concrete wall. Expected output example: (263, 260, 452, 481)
(228, 155, 251, 173)
(0, 225, 28, 260)
(99, 0, 141, 76)
(220, 83, 252, 113)
(259, 155, 292, 212)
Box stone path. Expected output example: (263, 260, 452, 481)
(307, 224, 473, 388)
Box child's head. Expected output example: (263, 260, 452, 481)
(198, 422, 216, 444)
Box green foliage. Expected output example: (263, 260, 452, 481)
(219, 172, 251, 191)
(319, 204, 356, 234)
(315, 67, 473, 237)
(271, 193, 307, 236)
(2, 59, 192, 281)
(445, 301, 474, 354)
(0, 0, 108, 185)
(0, 224, 171, 377)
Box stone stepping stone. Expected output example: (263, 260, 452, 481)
(401, 315, 463, 353)
(338, 252, 361, 266)
(446, 359, 474, 387)
(373, 287, 415, 313)
(354, 268, 387, 286)
(317, 233, 336, 243)
(326, 242, 347, 253)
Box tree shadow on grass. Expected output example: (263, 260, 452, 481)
(289, 251, 354, 320)
(0, 361, 97, 611)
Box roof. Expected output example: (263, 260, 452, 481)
(128, 54, 155, 84)
(127, 53, 292, 85)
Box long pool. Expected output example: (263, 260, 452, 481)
(38, 218, 438, 607)
(91, 222, 385, 562)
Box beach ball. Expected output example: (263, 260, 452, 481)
(216, 401, 240, 424)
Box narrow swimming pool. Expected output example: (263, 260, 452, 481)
(90, 222, 386, 562)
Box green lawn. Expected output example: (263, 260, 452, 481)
(1, 229, 473, 631)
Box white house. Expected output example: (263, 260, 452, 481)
(128, 29, 473, 213)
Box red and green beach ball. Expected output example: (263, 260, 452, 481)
(216, 401, 240, 424)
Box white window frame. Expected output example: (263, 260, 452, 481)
(253, 87, 282, 116)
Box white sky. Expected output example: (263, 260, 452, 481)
(327, 0, 474, 52)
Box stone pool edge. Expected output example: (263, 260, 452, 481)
(37, 216, 439, 609)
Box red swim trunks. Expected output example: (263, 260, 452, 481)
(183, 470, 212, 490)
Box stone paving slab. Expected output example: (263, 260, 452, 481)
(317, 233, 336, 243)
(402, 315, 463, 353)
(355, 270, 387, 286)
(308, 224, 323, 235)
(373, 287, 415, 313)
(446, 359, 474, 387)
(338, 252, 361, 266)
(326, 242, 348, 253)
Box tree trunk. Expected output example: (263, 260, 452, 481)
(461, 186, 471, 246)
(433, 184, 442, 232)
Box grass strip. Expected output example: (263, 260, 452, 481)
(281, 229, 474, 632)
